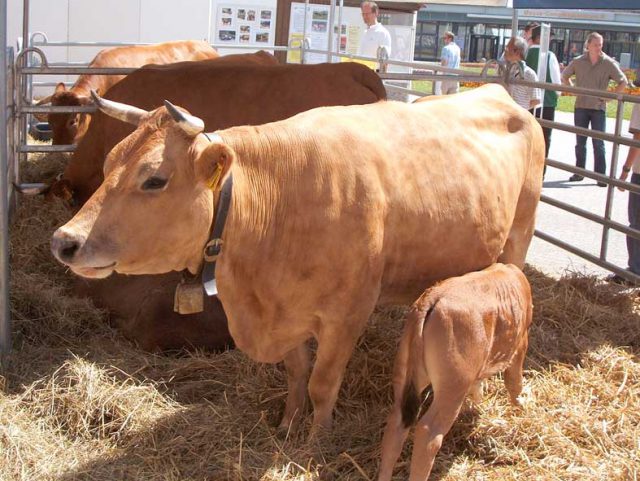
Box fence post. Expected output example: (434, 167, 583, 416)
(1, 0, 12, 356)
(600, 97, 626, 260)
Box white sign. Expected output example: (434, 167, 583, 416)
(216, 4, 275, 46)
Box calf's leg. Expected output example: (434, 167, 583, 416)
(378, 324, 417, 481)
(503, 335, 528, 407)
(409, 389, 466, 481)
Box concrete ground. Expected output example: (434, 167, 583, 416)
(526, 109, 634, 279)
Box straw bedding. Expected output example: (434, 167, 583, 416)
(1, 152, 639, 481)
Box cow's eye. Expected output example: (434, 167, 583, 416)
(142, 176, 168, 191)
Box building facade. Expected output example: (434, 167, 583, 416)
(416, 5, 640, 68)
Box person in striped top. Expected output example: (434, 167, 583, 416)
(504, 36, 541, 111)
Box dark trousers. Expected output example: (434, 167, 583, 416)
(628, 173, 640, 275)
(530, 106, 556, 175)
(574, 108, 606, 175)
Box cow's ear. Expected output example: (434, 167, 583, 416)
(55, 82, 67, 94)
(195, 142, 235, 189)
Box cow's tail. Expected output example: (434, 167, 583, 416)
(400, 300, 437, 428)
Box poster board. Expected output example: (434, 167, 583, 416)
(287, 2, 413, 67)
(215, 4, 276, 46)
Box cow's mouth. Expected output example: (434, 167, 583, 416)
(70, 262, 117, 279)
(93, 262, 117, 270)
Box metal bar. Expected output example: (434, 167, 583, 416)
(534, 230, 640, 285)
(540, 194, 640, 239)
(7, 47, 15, 217)
(327, 0, 335, 63)
(379, 72, 502, 84)
(600, 99, 626, 260)
(22, 105, 96, 113)
(337, 0, 344, 61)
(19, 144, 76, 153)
(383, 83, 430, 98)
(544, 158, 640, 191)
(511, 8, 518, 37)
(34, 40, 291, 52)
(22, 66, 138, 75)
(1, 0, 12, 355)
(538, 118, 640, 149)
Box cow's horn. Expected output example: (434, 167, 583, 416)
(90, 90, 147, 126)
(164, 100, 205, 137)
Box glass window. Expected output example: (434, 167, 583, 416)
(571, 30, 584, 42)
(420, 22, 437, 35)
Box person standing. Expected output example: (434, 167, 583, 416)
(504, 37, 541, 111)
(438, 31, 461, 95)
(526, 25, 562, 167)
(611, 91, 640, 285)
(562, 32, 627, 185)
(523, 22, 539, 47)
(359, 1, 391, 60)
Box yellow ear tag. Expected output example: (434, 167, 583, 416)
(207, 164, 223, 191)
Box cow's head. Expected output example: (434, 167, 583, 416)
(50, 92, 234, 278)
(40, 83, 93, 145)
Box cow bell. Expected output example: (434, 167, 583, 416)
(174, 279, 205, 315)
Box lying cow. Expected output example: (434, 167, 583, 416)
(51, 53, 386, 353)
(51, 83, 544, 434)
(73, 272, 232, 352)
(52, 54, 385, 206)
(37, 40, 218, 145)
(377, 263, 533, 481)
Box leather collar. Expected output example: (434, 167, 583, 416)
(201, 132, 233, 296)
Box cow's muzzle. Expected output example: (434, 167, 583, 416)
(51, 229, 85, 264)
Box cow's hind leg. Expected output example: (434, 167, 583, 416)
(279, 342, 311, 433)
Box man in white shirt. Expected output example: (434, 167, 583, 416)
(359, 1, 391, 60)
(438, 31, 461, 95)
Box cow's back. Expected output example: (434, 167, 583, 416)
(64, 56, 385, 205)
(218, 84, 543, 306)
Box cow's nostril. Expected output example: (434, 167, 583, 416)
(60, 241, 80, 261)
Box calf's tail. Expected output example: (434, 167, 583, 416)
(400, 300, 437, 428)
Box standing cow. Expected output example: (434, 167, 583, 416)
(51, 84, 544, 434)
(46, 54, 386, 353)
(378, 263, 533, 481)
(37, 40, 218, 145)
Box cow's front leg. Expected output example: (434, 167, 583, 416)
(307, 326, 362, 434)
(278, 341, 311, 433)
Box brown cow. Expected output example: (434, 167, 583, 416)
(52, 53, 385, 353)
(51, 84, 544, 434)
(54, 54, 385, 206)
(378, 263, 533, 481)
(38, 40, 218, 145)
(73, 272, 232, 352)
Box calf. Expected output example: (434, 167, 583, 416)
(378, 263, 533, 481)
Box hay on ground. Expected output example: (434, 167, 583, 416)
(1, 152, 639, 480)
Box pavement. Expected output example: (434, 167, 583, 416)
(525, 109, 634, 279)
